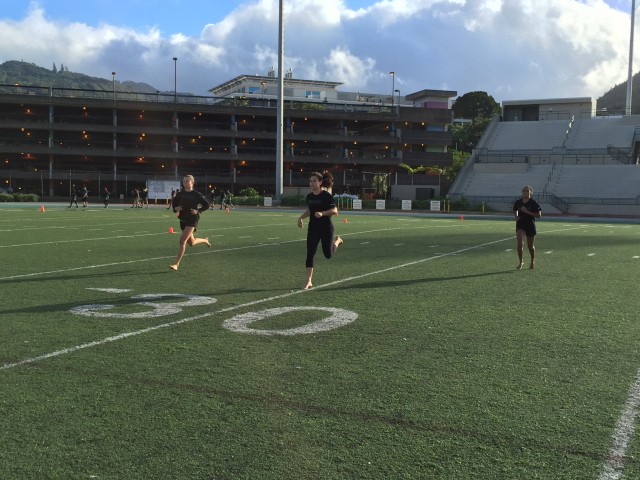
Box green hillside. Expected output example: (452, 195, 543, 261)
(0, 60, 160, 94)
(596, 71, 640, 114)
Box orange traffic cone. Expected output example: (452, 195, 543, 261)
(40, 205, 45, 213)
(343, 218, 348, 224)
(168, 227, 174, 234)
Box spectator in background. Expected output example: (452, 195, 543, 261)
(81, 186, 89, 208)
(68, 185, 79, 208)
(103, 187, 110, 208)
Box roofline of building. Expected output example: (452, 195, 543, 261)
(502, 97, 594, 106)
(405, 89, 457, 100)
(209, 75, 343, 95)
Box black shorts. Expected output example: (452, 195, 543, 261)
(180, 219, 199, 231)
(516, 222, 536, 237)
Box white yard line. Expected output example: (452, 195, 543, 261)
(0, 234, 514, 372)
(598, 371, 640, 480)
(1, 225, 584, 371)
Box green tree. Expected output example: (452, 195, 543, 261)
(398, 163, 426, 185)
(452, 91, 500, 120)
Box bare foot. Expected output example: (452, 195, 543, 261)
(169, 264, 178, 271)
(530, 260, 535, 270)
(303, 282, 313, 290)
(205, 238, 211, 249)
(517, 260, 524, 270)
(335, 236, 343, 247)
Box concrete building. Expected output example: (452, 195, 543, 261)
(0, 76, 455, 200)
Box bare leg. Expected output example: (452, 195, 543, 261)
(516, 230, 525, 269)
(527, 235, 536, 269)
(169, 227, 193, 271)
(332, 236, 343, 256)
(303, 267, 313, 290)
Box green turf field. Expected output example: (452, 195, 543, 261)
(1, 204, 639, 479)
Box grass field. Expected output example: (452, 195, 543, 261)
(1, 203, 639, 479)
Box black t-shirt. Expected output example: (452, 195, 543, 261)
(306, 190, 335, 229)
(513, 198, 541, 229)
(173, 189, 210, 223)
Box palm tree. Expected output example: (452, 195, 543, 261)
(426, 165, 450, 195)
(398, 163, 426, 185)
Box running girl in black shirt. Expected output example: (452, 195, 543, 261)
(513, 185, 541, 270)
(297, 171, 343, 289)
(169, 175, 211, 271)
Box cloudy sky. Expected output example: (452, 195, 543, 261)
(0, 0, 635, 103)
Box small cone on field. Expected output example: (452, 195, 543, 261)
(168, 227, 174, 234)
(40, 205, 45, 213)
(343, 218, 348, 224)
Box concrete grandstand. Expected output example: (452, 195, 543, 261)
(448, 98, 640, 216)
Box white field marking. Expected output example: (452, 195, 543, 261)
(238, 236, 251, 239)
(267, 237, 280, 240)
(223, 307, 357, 336)
(505, 249, 513, 252)
(633, 256, 640, 259)
(598, 370, 640, 480)
(88, 228, 103, 231)
(0, 225, 587, 371)
(87, 288, 132, 293)
(1, 235, 511, 371)
(134, 231, 149, 234)
(394, 243, 404, 247)
(0, 225, 422, 281)
(0, 222, 292, 248)
(71, 294, 217, 318)
(430, 245, 439, 248)
(588, 253, 596, 257)
(360, 242, 371, 245)
(545, 251, 553, 254)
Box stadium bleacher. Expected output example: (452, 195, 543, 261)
(449, 115, 640, 216)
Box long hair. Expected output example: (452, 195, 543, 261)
(310, 171, 334, 191)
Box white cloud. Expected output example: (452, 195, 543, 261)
(0, 0, 635, 103)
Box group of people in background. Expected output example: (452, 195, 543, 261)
(68, 185, 89, 208)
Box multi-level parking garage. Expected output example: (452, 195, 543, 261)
(0, 78, 455, 199)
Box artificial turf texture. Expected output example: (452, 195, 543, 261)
(1, 204, 639, 479)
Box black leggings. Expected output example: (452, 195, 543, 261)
(306, 226, 334, 268)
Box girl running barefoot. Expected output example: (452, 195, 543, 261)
(169, 175, 211, 271)
(513, 185, 542, 270)
(297, 171, 343, 289)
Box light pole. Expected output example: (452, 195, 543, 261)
(173, 57, 178, 104)
(395, 89, 400, 107)
(111, 72, 116, 102)
(390, 71, 395, 108)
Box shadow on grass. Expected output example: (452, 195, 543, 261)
(325, 269, 516, 290)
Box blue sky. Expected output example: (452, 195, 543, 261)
(0, 1, 635, 103)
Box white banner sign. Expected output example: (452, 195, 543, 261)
(263, 197, 272, 207)
(375, 199, 386, 210)
(402, 200, 412, 211)
(352, 199, 362, 210)
(430, 200, 441, 212)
